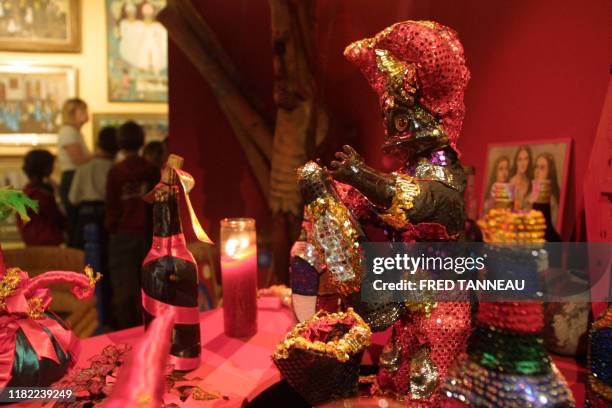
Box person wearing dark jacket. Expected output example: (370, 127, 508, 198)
(106, 121, 159, 329)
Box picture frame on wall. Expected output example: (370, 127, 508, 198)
(105, 0, 167, 102)
(481, 138, 572, 231)
(0, 0, 81, 53)
(0, 64, 78, 146)
(92, 112, 168, 144)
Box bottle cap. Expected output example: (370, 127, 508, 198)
(162, 154, 184, 184)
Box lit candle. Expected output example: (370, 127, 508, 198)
(220, 218, 258, 337)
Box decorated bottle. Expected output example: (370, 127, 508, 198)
(141, 155, 202, 371)
(586, 306, 612, 407)
(441, 182, 575, 407)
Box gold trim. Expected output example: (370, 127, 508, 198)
(0, 267, 22, 311)
(84, 265, 102, 288)
(27, 296, 44, 319)
(374, 49, 417, 103)
(379, 173, 420, 230)
(274, 308, 372, 363)
(589, 377, 612, 401)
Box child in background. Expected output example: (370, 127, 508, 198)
(106, 121, 159, 330)
(69, 126, 119, 248)
(69, 126, 118, 329)
(17, 150, 66, 246)
(142, 140, 167, 170)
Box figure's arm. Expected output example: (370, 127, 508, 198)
(330, 145, 425, 229)
(62, 143, 90, 166)
(330, 145, 396, 208)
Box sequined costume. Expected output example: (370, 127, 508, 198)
(290, 21, 472, 405)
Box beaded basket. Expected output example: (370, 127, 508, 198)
(273, 308, 371, 405)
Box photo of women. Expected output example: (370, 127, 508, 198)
(509, 145, 533, 210)
(483, 155, 510, 212)
(534, 152, 561, 224)
(481, 140, 570, 231)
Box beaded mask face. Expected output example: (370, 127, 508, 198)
(344, 21, 470, 158)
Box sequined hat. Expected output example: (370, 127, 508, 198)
(344, 20, 470, 152)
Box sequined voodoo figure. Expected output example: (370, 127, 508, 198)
(290, 21, 472, 405)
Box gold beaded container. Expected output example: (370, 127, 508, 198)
(273, 308, 371, 405)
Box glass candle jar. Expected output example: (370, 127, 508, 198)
(220, 218, 258, 337)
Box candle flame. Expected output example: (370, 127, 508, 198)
(224, 237, 255, 260)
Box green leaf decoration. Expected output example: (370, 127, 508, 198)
(0, 188, 38, 223)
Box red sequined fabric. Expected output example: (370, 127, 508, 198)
(334, 182, 378, 225)
(377, 302, 472, 406)
(344, 21, 470, 151)
(477, 301, 545, 334)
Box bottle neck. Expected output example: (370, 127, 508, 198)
(153, 186, 182, 237)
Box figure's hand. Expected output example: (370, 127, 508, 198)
(330, 145, 365, 185)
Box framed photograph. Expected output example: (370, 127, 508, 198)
(0, 64, 78, 146)
(0, 0, 80, 52)
(105, 0, 167, 102)
(481, 138, 572, 231)
(92, 112, 168, 144)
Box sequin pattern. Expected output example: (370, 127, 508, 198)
(378, 172, 420, 230)
(587, 307, 612, 405)
(344, 20, 470, 151)
(299, 162, 364, 295)
(441, 207, 575, 407)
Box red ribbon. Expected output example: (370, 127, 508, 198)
(142, 234, 196, 266)
(141, 291, 200, 325)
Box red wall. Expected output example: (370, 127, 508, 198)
(169, 0, 612, 241)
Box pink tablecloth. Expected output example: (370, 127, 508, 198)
(77, 297, 295, 406)
(11, 299, 587, 407)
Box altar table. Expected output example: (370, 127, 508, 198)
(12, 298, 586, 407)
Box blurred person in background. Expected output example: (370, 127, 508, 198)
(106, 121, 159, 330)
(142, 140, 166, 170)
(69, 126, 119, 247)
(57, 98, 91, 247)
(69, 126, 119, 329)
(17, 149, 66, 246)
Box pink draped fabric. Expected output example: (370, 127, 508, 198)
(103, 309, 176, 408)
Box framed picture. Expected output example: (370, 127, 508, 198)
(92, 112, 168, 144)
(0, 64, 78, 146)
(0, 0, 80, 52)
(481, 138, 572, 231)
(105, 0, 167, 102)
